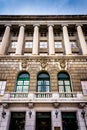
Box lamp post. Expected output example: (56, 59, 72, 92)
(81, 109, 87, 130)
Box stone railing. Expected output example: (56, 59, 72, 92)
(10, 92, 28, 98)
(34, 92, 53, 98)
(2, 91, 86, 103)
(59, 92, 77, 98)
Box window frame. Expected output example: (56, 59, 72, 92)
(37, 72, 50, 92)
(16, 72, 30, 92)
(58, 72, 72, 93)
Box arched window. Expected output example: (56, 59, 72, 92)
(37, 72, 50, 92)
(58, 72, 72, 92)
(16, 72, 30, 92)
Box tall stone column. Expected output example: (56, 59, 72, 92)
(77, 25, 87, 55)
(16, 25, 25, 55)
(0, 25, 10, 55)
(48, 25, 55, 55)
(62, 25, 72, 55)
(32, 25, 39, 55)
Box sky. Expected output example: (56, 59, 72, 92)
(0, 0, 87, 15)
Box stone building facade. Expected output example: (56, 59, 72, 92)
(0, 15, 87, 130)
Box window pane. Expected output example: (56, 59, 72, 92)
(59, 86, 64, 92)
(16, 86, 22, 91)
(23, 86, 28, 91)
(11, 41, 17, 48)
(0, 91, 4, 95)
(65, 86, 71, 92)
(58, 81, 63, 85)
(46, 86, 49, 92)
(38, 86, 41, 92)
(17, 81, 23, 85)
(40, 42, 47, 48)
(24, 81, 29, 85)
(38, 81, 42, 85)
(64, 81, 70, 85)
(55, 41, 62, 48)
(25, 42, 32, 48)
(70, 41, 77, 48)
(45, 81, 50, 85)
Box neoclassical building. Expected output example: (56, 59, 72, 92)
(0, 15, 87, 130)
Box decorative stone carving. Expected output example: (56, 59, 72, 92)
(28, 102, 34, 108)
(59, 59, 66, 69)
(21, 59, 27, 68)
(78, 103, 86, 108)
(40, 59, 48, 69)
(2, 103, 8, 109)
(53, 102, 60, 108)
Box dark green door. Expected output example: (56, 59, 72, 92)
(36, 112, 51, 130)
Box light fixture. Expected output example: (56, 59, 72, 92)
(29, 110, 32, 118)
(2, 109, 6, 118)
(55, 110, 58, 118)
(81, 109, 85, 118)
(81, 109, 87, 130)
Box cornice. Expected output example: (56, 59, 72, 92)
(0, 15, 87, 21)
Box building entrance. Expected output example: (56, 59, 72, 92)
(62, 112, 78, 130)
(36, 112, 51, 130)
(9, 112, 25, 130)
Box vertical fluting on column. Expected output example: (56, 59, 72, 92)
(32, 25, 39, 55)
(77, 25, 87, 55)
(48, 25, 55, 55)
(16, 25, 25, 55)
(0, 25, 10, 55)
(62, 25, 72, 55)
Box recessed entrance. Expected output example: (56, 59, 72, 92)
(62, 112, 78, 130)
(9, 112, 25, 130)
(36, 112, 51, 130)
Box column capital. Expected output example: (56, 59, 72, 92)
(19, 24, 25, 27)
(47, 24, 54, 27)
(61, 23, 68, 27)
(76, 24, 83, 27)
(5, 24, 11, 27)
(33, 24, 40, 27)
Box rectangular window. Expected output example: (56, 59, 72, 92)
(25, 42, 32, 48)
(81, 81, 87, 95)
(0, 81, 6, 95)
(11, 41, 17, 48)
(70, 41, 77, 48)
(55, 41, 62, 48)
(40, 42, 47, 48)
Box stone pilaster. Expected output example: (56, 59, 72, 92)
(25, 110, 35, 130)
(48, 25, 55, 55)
(32, 25, 39, 55)
(77, 25, 87, 55)
(16, 25, 25, 55)
(0, 25, 10, 55)
(62, 25, 72, 55)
